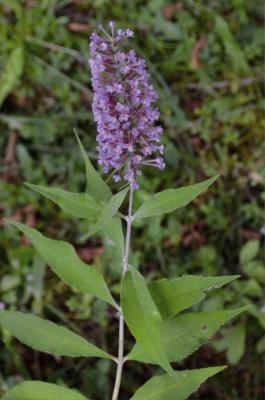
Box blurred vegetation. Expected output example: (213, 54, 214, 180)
(0, 0, 264, 399)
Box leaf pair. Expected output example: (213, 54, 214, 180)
(121, 269, 246, 399)
(122, 269, 245, 372)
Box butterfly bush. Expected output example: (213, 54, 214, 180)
(89, 22, 165, 189)
(1, 21, 244, 400)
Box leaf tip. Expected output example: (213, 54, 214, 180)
(208, 174, 220, 185)
(229, 274, 241, 282)
(3, 217, 15, 226)
(23, 181, 32, 188)
(73, 127, 82, 146)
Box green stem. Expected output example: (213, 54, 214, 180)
(111, 185, 134, 400)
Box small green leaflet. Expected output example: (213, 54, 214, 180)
(239, 240, 260, 265)
(0, 311, 112, 359)
(130, 366, 226, 400)
(0, 46, 24, 106)
(74, 129, 112, 202)
(134, 175, 219, 219)
(227, 322, 246, 364)
(1, 381, 87, 400)
(81, 187, 128, 240)
(149, 274, 239, 318)
(25, 182, 103, 221)
(122, 268, 174, 377)
(128, 306, 248, 363)
(7, 220, 116, 307)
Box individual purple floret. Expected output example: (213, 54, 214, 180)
(89, 22, 165, 189)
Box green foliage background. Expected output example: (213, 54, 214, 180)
(0, 0, 264, 399)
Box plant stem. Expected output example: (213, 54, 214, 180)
(111, 185, 134, 400)
(123, 185, 134, 274)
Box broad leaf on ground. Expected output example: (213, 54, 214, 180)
(74, 129, 111, 202)
(0, 311, 112, 359)
(134, 175, 219, 219)
(128, 306, 248, 363)
(2, 381, 87, 400)
(7, 220, 116, 307)
(25, 183, 103, 220)
(148, 275, 239, 318)
(122, 268, 174, 377)
(130, 366, 226, 400)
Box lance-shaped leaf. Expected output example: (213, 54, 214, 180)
(25, 183, 103, 221)
(149, 275, 239, 318)
(2, 381, 87, 400)
(104, 217, 124, 259)
(74, 129, 111, 202)
(81, 188, 128, 240)
(134, 175, 219, 219)
(0, 311, 112, 359)
(130, 366, 226, 400)
(122, 268, 174, 377)
(7, 220, 116, 307)
(128, 306, 248, 363)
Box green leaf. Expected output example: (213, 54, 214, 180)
(227, 322, 246, 364)
(0, 46, 24, 106)
(7, 220, 116, 307)
(148, 275, 239, 318)
(81, 188, 128, 240)
(239, 240, 260, 265)
(128, 307, 248, 363)
(130, 366, 226, 400)
(134, 176, 219, 219)
(74, 129, 111, 202)
(25, 183, 103, 221)
(2, 381, 87, 400)
(0, 311, 112, 359)
(122, 268, 174, 377)
(104, 217, 124, 259)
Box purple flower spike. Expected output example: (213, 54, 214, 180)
(89, 22, 165, 189)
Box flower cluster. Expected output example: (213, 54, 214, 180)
(89, 22, 165, 188)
